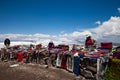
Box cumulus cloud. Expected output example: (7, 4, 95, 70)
(0, 16, 120, 48)
(90, 16, 120, 43)
(95, 21, 101, 25)
(91, 16, 120, 35)
(118, 8, 120, 13)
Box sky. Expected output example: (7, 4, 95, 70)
(0, 0, 120, 47)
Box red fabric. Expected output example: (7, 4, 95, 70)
(28, 48, 33, 53)
(71, 50, 77, 54)
(86, 39, 93, 46)
(17, 52, 23, 62)
(91, 52, 101, 58)
(13, 45, 19, 49)
(101, 42, 112, 49)
(85, 36, 93, 47)
(83, 51, 88, 55)
(61, 55, 67, 69)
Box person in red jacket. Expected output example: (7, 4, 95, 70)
(17, 50, 23, 62)
(85, 35, 94, 51)
(85, 36, 93, 47)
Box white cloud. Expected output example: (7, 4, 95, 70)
(95, 21, 101, 25)
(0, 16, 120, 48)
(60, 31, 65, 34)
(90, 16, 120, 43)
(91, 16, 120, 35)
(117, 8, 120, 13)
(33, 33, 50, 38)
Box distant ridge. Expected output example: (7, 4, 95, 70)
(113, 43, 120, 47)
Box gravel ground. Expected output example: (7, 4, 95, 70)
(0, 61, 76, 80)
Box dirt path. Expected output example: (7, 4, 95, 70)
(0, 61, 76, 80)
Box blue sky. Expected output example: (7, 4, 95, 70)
(0, 0, 120, 35)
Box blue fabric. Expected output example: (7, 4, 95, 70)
(73, 57, 80, 76)
(78, 54, 85, 58)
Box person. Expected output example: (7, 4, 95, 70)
(35, 44, 43, 64)
(26, 46, 34, 63)
(47, 41, 55, 56)
(29, 44, 37, 63)
(92, 39, 97, 49)
(17, 50, 23, 62)
(85, 36, 94, 51)
(48, 41, 54, 50)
